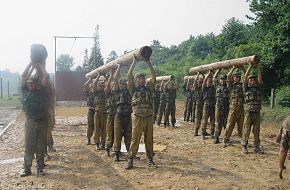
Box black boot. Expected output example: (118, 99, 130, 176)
(254, 146, 264, 154)
(213, 137, 220, 144)
(96, 143, 100, 150)
(114, 152, 120, 162)
(194, 129, 198, 136)
(20, 169, 32, 177)
(243, 145, 248, 154)
(147, 157, 157, 168)
(125, 158, 133, 170)
(48, 145, 56, 152)
(87, 138, 91, 145)
(201, 130, 206, 140)
(37, 169, 45, 177)
(105, 147, 110, 157)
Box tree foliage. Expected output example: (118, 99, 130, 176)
(56, 54, 74, 71)
(106, 50, 118, 63)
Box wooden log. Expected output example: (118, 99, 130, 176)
(146, 75, 172, 82)
(183, 76, 196, 81)
(189, 55, 259, 75)
(86, 46, 152, 79)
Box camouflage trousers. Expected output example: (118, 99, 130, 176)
(46, 114, 54, 147)
(94, 111, 107, 147)
(224, 104, 244, 143)
(201, 105, 215, 135)
(215, 105, 229, 138)
(164, 101, 176, 126)
(153, 101, 160, 123)
(105, 114, 115, 149)
(156, 101, 166, 126)
(241, 111, 261, 147)
(129, 115, 154, 159)
(87, 109, 95, 138)
(194, 104, 204, 131)
(113, 113, 132, 153)
(184, 98, 193, 122)
(24, 118, 47, 170)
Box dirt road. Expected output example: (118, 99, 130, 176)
(0, 102, 289, 189)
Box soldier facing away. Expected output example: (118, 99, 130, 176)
(183, 79, 195, 123)
(125, 55, 157, 170)
(156, 80, 166, 127)
(84, 81, 95, 145)
(152, 84, 161, 124)
(164, 76, 178, 128)
(194, 73, 204, 136)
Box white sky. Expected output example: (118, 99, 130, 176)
(0, 0, 253, 73)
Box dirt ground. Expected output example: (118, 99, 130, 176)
(0, 101, 289, 190)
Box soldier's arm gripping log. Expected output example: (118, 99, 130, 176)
(202, 70, 213, 88)
(227, 66, 236, 82)
(93, 74, 101, 93)
(145, 59, 156, 84)
(105, 69, 115, 92)
(244, 64, 253, 83)
(21, 62, 33, 87)
(257, 64, 262, 84)
(127, 55, 138, 95)
(86, 46, 152, 79)
(113, 64, 121, 90)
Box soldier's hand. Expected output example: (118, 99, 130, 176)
(279, 166, 286, 179)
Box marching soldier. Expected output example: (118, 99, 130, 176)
(153, 84, 161, 124)
(241, 63, 263, 154)
(213, 70, 230, 144)
(201, 71, 216, 140)
(113, 65, 132, 161)
(93, 75, 107, 150)
(278, 116, 290, 180)
(156, 80, 166, 127)
(183, 79, 194, 122)
(164, 76, 178, 128)
(126, 55, 157, 170)
(104, 70, 117, 157)
(84, 80, 95, 145)
(223, 67, 245, 147)
(194, 73, 204, 136)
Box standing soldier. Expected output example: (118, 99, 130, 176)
(223, 67, 245, 147)
(126, 55, 157, 170)
(201, 71, 216, 140)
(164, 76, 178, 128)
(153, 84, 161, 124)
(278, 116, 290, 180)
(84, 80, 95, 145)
(213, 70, 230, 144)
(93, 75, 107, 150)
(113, 64, 132, 161)
(156, 80, 166, 127)
(241, 64, 263, 154)
(184, 79, 194, 122)
(194, 73, 204, 136)
(20, 54, 49, 177)
(104, 70, 116, 157)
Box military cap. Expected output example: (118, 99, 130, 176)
(119, 79, 128, 84)
(135, 73, 146, 78)
(233, 71, 241, 76)
(30, 44, 48, 63)
(249, 75, 257, 79)
(98, 80, 105, 86)
(220, 75, 227, 80)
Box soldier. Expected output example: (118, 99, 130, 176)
(278, 116, 290, 180)
(20, 60, 49, 177)
(84, 80, 95, 145)
(113, 64, 132, 161)
(156, 80, 166, 127)
(153, 84, 161, 124)
(213, 70, 230, 144)
(164, 76, 178, 128)
(223, 67, 245, 147)
(92, 75, 107, 150)
(194, 73, 204, 136)
(183, 79, 194, 122)
(46, 76, 56, 153)
(104, 70, 117, 157)
(125, 55, 157, 170)
(241, 63, 263, 154)
(201, 71, 216, 140)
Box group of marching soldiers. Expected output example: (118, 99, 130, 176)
(183, 63, 264, 154)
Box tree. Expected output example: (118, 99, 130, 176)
(81, 49, 90, 71)
(56, 54, 74, 71)
(106, 50, 118, 63)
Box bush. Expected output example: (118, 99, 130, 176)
(275, 85, 290, 107)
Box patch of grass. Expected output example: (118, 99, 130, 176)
(0, 95, 21, 107)
(261, 105, 290, 127)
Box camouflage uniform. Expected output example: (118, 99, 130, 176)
(194, 86, 204, 135)
(241, 81, 262, 151)
(105, 91, 116, 150)
(214, 79, 230, 141)
(184, 86, 194, 122)
(113, 86, 132, 157)
(201, 86, 216, 137)
(94, 90, 107, 148)
(156, 91, 166, 126)
(164, 82, 177, 127)
(21, 85, 48, 172)
(224, 81, 244, 144)
(86, 90, 95, 141)
(152, 89, 161, 123)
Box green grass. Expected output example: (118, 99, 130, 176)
(0, 95, 21, 107)
(261, 105, 290, 126)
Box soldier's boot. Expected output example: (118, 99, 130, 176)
(45, 153, 51, 161)
(87, 138, 91, 145)
(20, 169, 32, 177)
(105, 147, 110, 157)
(223, 140, 230, 148)
(48, 145, 56, 152)
(114, 152, 120, 162)
(125, 158, 133, 170)
(213, 136, 220, 144)
(37, 169, 45, 177)
(254, 146, 264, 154)
(96, 143, 101, 150)
(201, 129, 206, 140)
(194, 129, 198, 136)
(243, 145, 249, 154)
(211, 131, 215, 139)
(147, 157, 157, 168)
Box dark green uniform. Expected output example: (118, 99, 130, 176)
(184, 87, 194, 122)
(241, 82, 262, 149)
(201, 86, 216, 137)
(156, 91, 166, 126)
(105, 91, 116, 150)
(164, 84, 177, 127)
(86, 90, 95, 139)
(152, 89, 161, 123)
(94, 90, 107, 148)
(194, 86, 204, 135)
(21, 85, 48, 172)
(215, 83, 230, 139)
(224, 81, 244, 143)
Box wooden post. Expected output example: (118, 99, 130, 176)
(270, 88, 275, 109)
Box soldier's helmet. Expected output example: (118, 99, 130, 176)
(119, 79, 128, 84)
(249, 74, 257, 79)
(220, 75, 227, 80)
(135, 73, 146, 78)
(30, 44, 48, 64)
(170, 75, 175, 80)
(233, 71, 241, 77)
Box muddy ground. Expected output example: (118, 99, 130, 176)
(0, 101, 289, 190)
